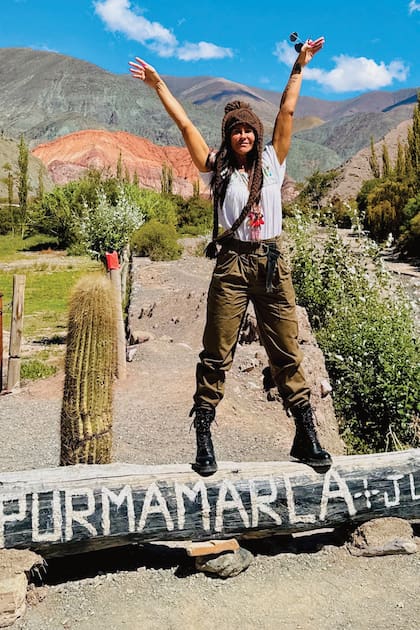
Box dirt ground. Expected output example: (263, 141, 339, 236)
(1, 244, 419, 630)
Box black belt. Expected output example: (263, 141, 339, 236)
(220, 237, 282, 293)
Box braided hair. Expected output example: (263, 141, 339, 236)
(205, 101, 264, 258)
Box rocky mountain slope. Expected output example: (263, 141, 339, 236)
(0, 48, 416, 181)
(0, 137, 54, 200)
(328, 119, 413, 201)
(32, 130, 201, 197)
(0, 47, 417, 184)
(30, 129, 299, 201)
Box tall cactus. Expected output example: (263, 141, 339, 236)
(60, 274, 117, 465)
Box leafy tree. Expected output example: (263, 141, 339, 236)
(80, 186, 145, 263)
(368, 136, 380, 178)
(192, 179, 200, 199)
(175, 195, 213, 235)
(381, 142, 391, 178)
(32, 186, 79, 248)
(399, 193, 420, 255)
(365, 179, 412, 241)
(2, 162, 15, 234)
(394, 140, 406, 179)
(17, 134, 29, 237)
(116, 151, 123, 181)
(358, 94, 420, 248)
(406, 91, 420, 185)
(36, 164, 45, 204)
(131, 219, 182, 261)
(299, 169, 338, 211)
(161, 163, 173, 195)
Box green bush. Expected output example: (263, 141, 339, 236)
(21, 359, 57, 381)
(0, 206, 13, 235)
(131, 220, 183, 261)
(80, 186, 144, 262)
(175, 196, 213, 236)
(287, 208, 420, 453)
(127, 188, 178, 227)
(398, 194, 420, 256)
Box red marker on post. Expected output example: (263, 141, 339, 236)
(105, 251, 120, 271)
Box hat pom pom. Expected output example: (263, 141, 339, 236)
(224, 100, 251, 114)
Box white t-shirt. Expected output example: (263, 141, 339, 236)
(200, 142, 286, 241)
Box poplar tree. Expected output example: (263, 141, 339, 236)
(381, 142, 391, 178)
(406, 92, 420, 185)
(368, 136, 380, 178)
(3, 162, 15, 234)
(116, 151, 123, 181)
(17, 134, 29, 237)
(394, 140, 406, 179)
(37, 164, 45, 203)
(161, 163, 173, 195)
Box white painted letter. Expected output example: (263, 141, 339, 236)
(101, 486, 135, 536)
(0, 494, 26, 548)
(284, 474, 316, 524)
(384, 474, 404, 508)
(32, 491, 62, 543)
(138, 483, 174, 532)
(65, 489, 97, 541)
(319, 470, 356, 521)
(215, 480, 250, 532)
(175, 481, 210, 531)
(409, 473, 420, 501)
(248, 478, 282, 527)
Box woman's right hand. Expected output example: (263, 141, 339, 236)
(129, 57, 161, 89)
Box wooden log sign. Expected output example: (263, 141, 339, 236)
(0, 450, 419, 555)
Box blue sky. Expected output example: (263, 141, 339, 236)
(2, 0, 420, 100)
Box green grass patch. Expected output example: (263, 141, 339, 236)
(0, 233, 59, 261)
(21, 358, 57, 381)
(0, 262, 102, 340)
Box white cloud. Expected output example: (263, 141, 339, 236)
(274, 40, 409, 93)
(273, 41, 297, 66)
(409, 1, 420, 13)
(305, 55, 409, 92)
(94, 0, 233, 61)
(177, 42, 233, 62)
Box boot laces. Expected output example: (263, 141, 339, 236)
(189, 406, 216, 433)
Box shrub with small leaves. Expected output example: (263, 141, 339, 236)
(81, 186, 145, 262)
(287, 206, 420, 453)
(131, 219, 183, 261)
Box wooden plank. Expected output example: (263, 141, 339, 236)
(8, 275, 25, 358)
(109, 268, 126, 380)
(186, 539, 239, 557)
(7, 275, 25, 391)
(0, 450, 419, 556)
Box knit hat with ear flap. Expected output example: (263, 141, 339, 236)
(204, 101, 265, 259)
(222, 100, 264, 149)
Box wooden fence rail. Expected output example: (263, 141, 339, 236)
(0, 450, 419, 557)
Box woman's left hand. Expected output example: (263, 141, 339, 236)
(298, 36, 325, 66)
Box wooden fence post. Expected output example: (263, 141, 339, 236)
(7, 275, 25, 391)
(0, 292, 3, 392)
(106, 252, 126, 380)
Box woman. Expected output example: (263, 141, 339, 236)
(129, 38, 332, 475)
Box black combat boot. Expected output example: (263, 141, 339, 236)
(190, 406, 218, 476)
(290, 405, 332, 467)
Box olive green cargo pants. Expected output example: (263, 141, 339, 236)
(193, 237, 310, 411)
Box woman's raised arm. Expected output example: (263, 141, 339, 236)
(129, 58, 211, 172)
(272, 37, 325, 165)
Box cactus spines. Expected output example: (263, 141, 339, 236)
(60, 274, 117, 465)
